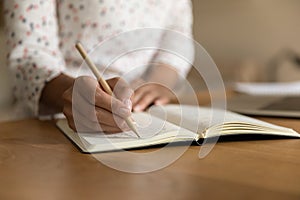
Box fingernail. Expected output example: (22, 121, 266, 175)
(134, 105, 142, 112)
(119, 107, 130, 117)
(123, 99, 132, 110)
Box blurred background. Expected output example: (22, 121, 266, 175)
(191, 0, 300, 86)
(0, 0, 300, 120)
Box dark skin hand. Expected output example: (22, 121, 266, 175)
(41, 74, 132, 133)
(39, 65, 178, 133)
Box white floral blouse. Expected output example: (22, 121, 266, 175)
(4, 0, 193, 116)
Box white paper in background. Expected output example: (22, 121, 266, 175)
(234, 81, 300, 96)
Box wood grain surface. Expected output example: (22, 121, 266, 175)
(0, 116, 300, 200)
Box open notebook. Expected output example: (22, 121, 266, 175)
(56, 105, 300, 153)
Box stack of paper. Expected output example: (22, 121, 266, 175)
(234, 81, 300, 96)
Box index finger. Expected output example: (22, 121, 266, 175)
(107, 77, 134, 103)
(94, 87, 132, 119)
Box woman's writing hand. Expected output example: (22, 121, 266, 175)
(63, 76, 133, 133)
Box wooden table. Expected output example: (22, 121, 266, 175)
(0, 115, 300, 199)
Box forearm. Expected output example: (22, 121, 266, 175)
(39, 74, 75, 115)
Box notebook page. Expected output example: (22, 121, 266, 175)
(150, 104, 295, 133)
(149, 105, 209, 134)
(81, 112, 196, 146)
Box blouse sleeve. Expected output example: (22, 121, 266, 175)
(4, 0, 66, 116)
(151, 0, 194, 78)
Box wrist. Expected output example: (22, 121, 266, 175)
(39, 73, 75, 115)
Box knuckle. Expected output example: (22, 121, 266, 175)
(76, 76, 96, 91)
(78, 76, 91, 83)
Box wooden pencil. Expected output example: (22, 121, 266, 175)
(75, 42, 140, 138)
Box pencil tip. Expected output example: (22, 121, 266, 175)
(132, 126, 141, 138)
(126, 117, 141, 138)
